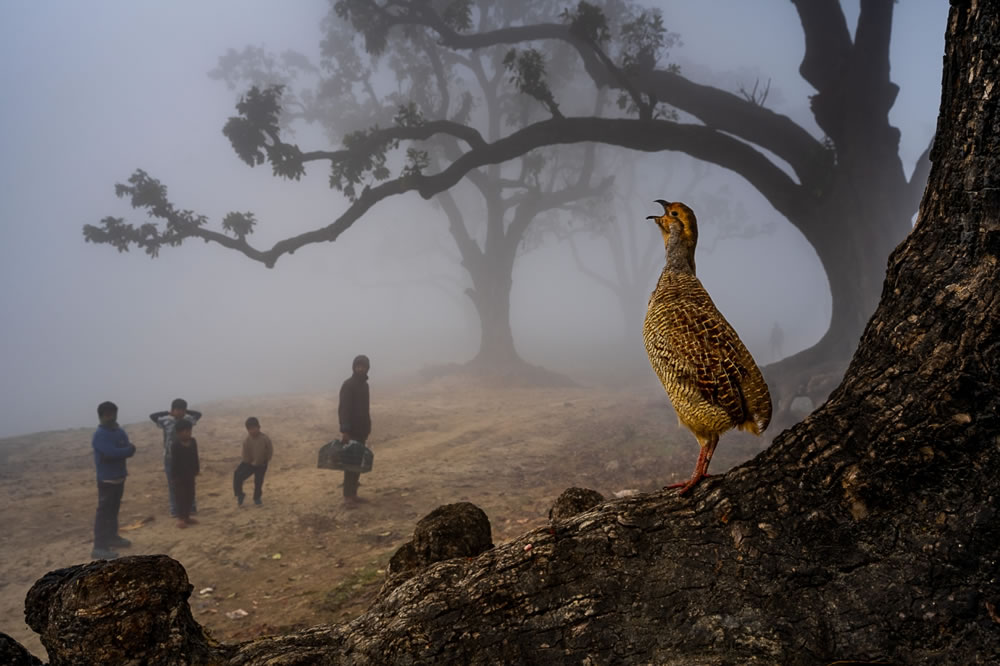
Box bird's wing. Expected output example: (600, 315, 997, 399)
(678, 307, 753, 426)
(649, 283, 760, 428)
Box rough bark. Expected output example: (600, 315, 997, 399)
(548, 487, 605, 522)
(0, 632, 43, 666)
(381, 502, 495, 595)
(23, 555, 230, 665)
(17, 3, 998, 663)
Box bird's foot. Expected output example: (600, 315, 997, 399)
(664, 473, 712, 495)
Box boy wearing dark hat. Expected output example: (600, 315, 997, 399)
(234, 417, 273, 506)
(338, 354, 371, 506)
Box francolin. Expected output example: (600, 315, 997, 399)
(643, 200, 771, 495)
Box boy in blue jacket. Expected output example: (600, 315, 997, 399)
(92, 401, 136, 560)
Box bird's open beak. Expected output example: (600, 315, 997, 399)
(647, 199, 671, 221)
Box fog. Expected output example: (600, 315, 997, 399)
(0, 1, 946, 438)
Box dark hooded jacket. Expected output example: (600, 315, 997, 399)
(338, 371, 371, 443)
(169, 436, 200, 480)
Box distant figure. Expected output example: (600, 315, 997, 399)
(233, 416, 273, 506)
(770, 321, 785, 362)
(338, 354, 372, 507)
(91, 401, 136, 560)
(170, 419, 200, 528)
(150, 398, 202, 517)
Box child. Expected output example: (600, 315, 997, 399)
(233, 417, 273, 506)
(170, 419, 200, 528)
(150, 398, 202, 517)
(91, 401, 136, 559)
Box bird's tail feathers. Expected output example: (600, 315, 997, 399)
(737, 414, 770, 436)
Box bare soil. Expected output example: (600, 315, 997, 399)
(0, 377, 768, 660)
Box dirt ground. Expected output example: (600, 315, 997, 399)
(0, 377, 770, 661)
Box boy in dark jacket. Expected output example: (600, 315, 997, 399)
(170, 419, 200, 528)
(234, 417, 273, 506)
(150, 398, 202, 517)
(92, 401, 136, 560)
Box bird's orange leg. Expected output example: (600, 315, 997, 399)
(665, 434, 719, 495)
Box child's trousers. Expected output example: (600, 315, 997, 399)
(233, 462, 267, 501)
(173, 476, 196, 519)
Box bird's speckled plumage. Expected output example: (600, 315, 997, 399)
(643, 200, 771, 494)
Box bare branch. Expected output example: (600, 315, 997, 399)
(738, 78, 771, 107)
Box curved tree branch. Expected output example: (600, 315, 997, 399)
(362, 5, 829, 191)
(634, 69, 831, 187)
(416, 117, 810, 222)
(297, 118, 488, 164)
(88, 113, 809, 268)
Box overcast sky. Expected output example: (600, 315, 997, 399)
(0, 1, 948, 438)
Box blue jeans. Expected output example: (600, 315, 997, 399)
(94, 481, 124, 549)
(165, 456, 196, 515)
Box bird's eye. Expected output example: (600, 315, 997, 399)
(669, 211, 678, 217)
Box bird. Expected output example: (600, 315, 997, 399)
(642, 200, 771, 495)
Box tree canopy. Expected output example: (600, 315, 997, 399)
(86, 0, 934, 407)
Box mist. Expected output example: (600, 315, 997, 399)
(0, 1, 946, 438)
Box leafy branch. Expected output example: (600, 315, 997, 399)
(222, 85, 306, 180)
(502, 48, 563, 119)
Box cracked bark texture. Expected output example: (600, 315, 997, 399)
(0, 632, 43, 666)
(10, 1, 1000, 663)
(24, 555, 231, 665)
(381, 501, 495, 596)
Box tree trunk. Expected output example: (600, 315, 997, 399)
(765, 182, 915, 426)
(765, 69, 920, 424)
(15, 3, 1000, 664)
(467, 258, 520, 370)
(436, 187, 533, 375)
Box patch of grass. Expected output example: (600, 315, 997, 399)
(315, 562, 385, 614)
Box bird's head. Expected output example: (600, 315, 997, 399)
(646, 200, 699, 250)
